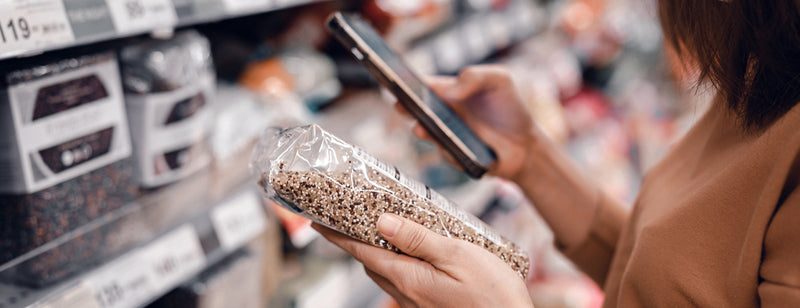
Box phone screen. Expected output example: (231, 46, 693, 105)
(330, 13, 496, 177)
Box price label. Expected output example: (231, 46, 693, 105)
(106, 0, 177, 35)
(220, 0, 271, 14)
(141, 225, 206, 291)
(0, 0, 75, 57)
(83, 225, 203, 308)
(86, 253, 154, 308)
(37, 284, 101, 308)
(210, 191, 267, 250)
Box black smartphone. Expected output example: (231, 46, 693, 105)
(326, 12, 496, 178)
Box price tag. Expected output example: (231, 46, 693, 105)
(210, 191, 267, 250)
(85, 253, 154, 308)
(37, 284, 101, 308)
(83, 225, 204, 308)
(140, 225, 206, 292)
(0, 0, 75, 57)
(106, 0, 177, 35)
(220, 0, 271, 14)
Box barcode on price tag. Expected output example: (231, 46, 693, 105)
(140, 225, 206, 292)
(106, 0, 177, 35)
(220, 0, 271, 14)
(0, 0, 75, 57)
(210, 191, 267, 250)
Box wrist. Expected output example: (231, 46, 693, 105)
(508, 128, 549, 187)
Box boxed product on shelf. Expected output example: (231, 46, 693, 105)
(0, 52, 131, 194)
(0, 52, 140, 286)
(148, 249, 264, 308)
(120, 30, 215, 188)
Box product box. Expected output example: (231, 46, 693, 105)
(120, 31, 215, 188)
(0, 52, 132, 194)
(0, 52, 139, 286)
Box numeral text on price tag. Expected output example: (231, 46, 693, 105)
(0, 0, 74, 57)
(107, 0, 177, 35)
(211, 191, 267, 250)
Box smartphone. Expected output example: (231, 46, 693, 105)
(326, 12, 496, 178)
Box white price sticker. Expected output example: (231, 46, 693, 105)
(86, 253, 155, 308)
(0, 0, 74, 57)
(210, 191, 268, 250)
(84, 225, 204, 308)
(221, 0, 271, 14)
(37, 284, 101, 308)
(141, 225, 206, 292)
(107, 0, 177, 35)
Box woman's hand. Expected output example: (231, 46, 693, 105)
(408, 65, 604, 252)
(312, 214, 533, 308)
(405, 65, 540, 181)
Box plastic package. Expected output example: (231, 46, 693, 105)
(120, 30, 214, 187)
(251, 125, 529, 279)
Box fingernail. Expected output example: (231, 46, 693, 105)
(378, 214, 402, 238)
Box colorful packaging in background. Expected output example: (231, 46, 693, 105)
(251, 124, 530, 279)
(120, 30, 215, 188)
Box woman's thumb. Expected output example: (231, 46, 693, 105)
(377, 214, 448, 263)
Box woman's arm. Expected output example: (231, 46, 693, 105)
(422, 65, 628, 284)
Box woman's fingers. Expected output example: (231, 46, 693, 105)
(376, 214, 455, 265)
(364, 267, 417, 308)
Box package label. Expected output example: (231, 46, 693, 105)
(0, 0, 75, 57)
(125, 72, 214, 187)
(353, 147, 502, 245)
(1, 55, 132, 193)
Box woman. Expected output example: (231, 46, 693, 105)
(314, 0, 800, 306)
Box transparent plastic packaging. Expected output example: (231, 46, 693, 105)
(251, 125, 529, 279)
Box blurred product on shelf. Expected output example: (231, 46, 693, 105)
(148, 249, 264, 308)
(361, 0, 455, 49)
(209, 85, 272, 163)
(239, 48, 341, 111)
(0, 52, 132, 194)
(404, 0, 544, 75)
(120, 30, 215, 188)
(0, 52, 139, 286)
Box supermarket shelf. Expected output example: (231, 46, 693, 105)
(0, 186, 269, 308)
(0, 0, 324, 61)
(404, 0, 547, 75)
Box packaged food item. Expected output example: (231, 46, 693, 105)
(0, 52, 131, 194)
(251, 125, 530, 279)
(120, 30, 214, 188)
(0, 52, 138, 286)
(148, 249, 264, 308)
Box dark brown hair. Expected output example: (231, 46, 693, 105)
(659, 0, 800, 131)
